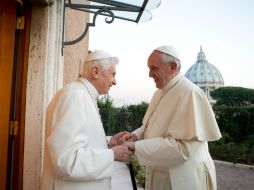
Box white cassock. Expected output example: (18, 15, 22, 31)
(40, 78, 114, 190)
(133, 73, 222, 190)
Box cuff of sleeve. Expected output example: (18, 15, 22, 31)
(106, 136, 112, 147)
(132, 131, 141, 140)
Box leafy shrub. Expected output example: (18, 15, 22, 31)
(130, 155, 146, 188)
(209, 133, 254, 165)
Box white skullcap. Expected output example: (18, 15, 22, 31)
(155, 45, 180, 61)
(85, 50, 119, 64)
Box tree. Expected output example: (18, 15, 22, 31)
(210, 86, 254, 106)
(97, 95, 115, 135)
(97, 95, 114, 108)
(127, 102, 148, 130)
(209, 86, 254, 164)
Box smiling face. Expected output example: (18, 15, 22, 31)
(148, 51, 177, 89)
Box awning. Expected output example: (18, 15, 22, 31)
(62, 0, 161, 51)
(65, 0, 161, 22)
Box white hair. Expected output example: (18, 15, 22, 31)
(81, 57, 119, 77)
(159, 52, 181, 71)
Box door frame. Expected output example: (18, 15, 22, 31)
(9, 3, 31, 189)
(3, 2, 31, 190)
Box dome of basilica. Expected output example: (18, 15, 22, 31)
(185, 46, 224, 88)
(185, 46, 224, 102)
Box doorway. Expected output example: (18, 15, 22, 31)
(0, 1, 30, 189)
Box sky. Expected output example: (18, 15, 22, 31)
(89, 0, 254, 107)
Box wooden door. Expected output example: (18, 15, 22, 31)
(0, 1, 17, 189)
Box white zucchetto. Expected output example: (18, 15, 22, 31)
(155, 45, 180, 61)
(85, 50, 119, 64)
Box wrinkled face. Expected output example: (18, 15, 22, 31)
(148, 51, 174, 89)
(98, 65, 117, 94)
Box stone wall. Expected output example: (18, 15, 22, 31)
(23, 1, 89, 189)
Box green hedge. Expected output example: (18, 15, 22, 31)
(209, 105, 254, 165)
(213, 106, 254, 143)
(98, 101, 254, 166)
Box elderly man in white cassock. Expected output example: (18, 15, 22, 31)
(40, 50, 133, 190)
(117, 46, 222, 190)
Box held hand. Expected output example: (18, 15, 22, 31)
(118, 133, 138, 145)
(109, 131, 129, 147)
(112, 144, 133, 162)
(123, 141, 135, 152)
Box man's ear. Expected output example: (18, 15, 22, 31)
(170, 62, 177, 71)
(91, 65, 100, 79)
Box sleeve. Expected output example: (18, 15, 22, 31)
(106, 136, 112, 146)
(132, 125, 145, 140)
(134, 137, 190, 168)
(46, 87, 114, 181)
(132, 90, 161, 140)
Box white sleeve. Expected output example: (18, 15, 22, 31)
(132, 126, 145, 140)
(46, 88, 114, 181)
(134, 137, 190, 168)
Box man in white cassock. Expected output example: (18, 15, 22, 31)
(117, 46, 222, 190)
(40, 50, 133, 190)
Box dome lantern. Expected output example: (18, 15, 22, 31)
(197, 46, 206, 61)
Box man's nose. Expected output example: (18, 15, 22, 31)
(149, 70, 153, 78)
(112, 78, 116, 85)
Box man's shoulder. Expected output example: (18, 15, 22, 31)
(60, 81, 85, 94)
(51, 81, 86, 101)
(175, 77, 207, 101)
(181, 77, 203, 92)
(47, 81, 87, 109)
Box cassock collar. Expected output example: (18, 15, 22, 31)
(161, 73, 184, 94)
(78, 78, 99, 101)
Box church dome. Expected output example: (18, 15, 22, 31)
(185, 46, 224, 88)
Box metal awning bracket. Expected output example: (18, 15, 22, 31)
(62, 0, 160, 55)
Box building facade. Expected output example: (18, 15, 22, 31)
(0, 0, 89, 189)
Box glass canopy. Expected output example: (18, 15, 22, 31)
(66, 0, 161, 22)
(63, 0, 161, 52)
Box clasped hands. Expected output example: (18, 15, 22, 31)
(109, 131, 137, 163)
